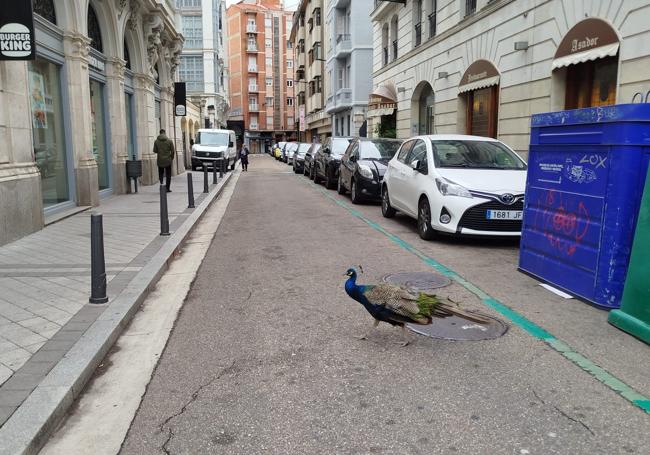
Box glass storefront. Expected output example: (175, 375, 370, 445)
(28, 58, 70, 207)
(125, 92, 136, 160)
(90, 79, 110, 190)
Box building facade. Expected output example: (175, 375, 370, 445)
(291, 0, 331, 143)
(227, 0, 296, 153)
(177, 0, 230, 168)
(369, 0, 650, 158)
(0, 0, 184, 246)
(325, 0, 373, 137)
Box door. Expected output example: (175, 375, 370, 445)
(388, 140, 415, 212)
(341, 142, 358, 190)
(401, 139, 429, 215)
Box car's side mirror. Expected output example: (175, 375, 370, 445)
(229, 141, 234, 147)
(411, 160, 421, 171)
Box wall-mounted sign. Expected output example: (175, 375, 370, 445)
(299, 105, 305, 132)
(458, 59, 500, 94)
(0, 1, 35, 60)
(552, 18, 620, 70)
(174, 82, 186, 117)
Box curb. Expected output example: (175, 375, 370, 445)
(0, 169, 237, 455)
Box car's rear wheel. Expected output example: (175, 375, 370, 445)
(350, 180, 362, 204)
(381, 186, 396, 218)
(417, 198, 436, 240)
(325, 169, 336, 190)
(337, 173, 346, 195)
(313, 166, 322, 184)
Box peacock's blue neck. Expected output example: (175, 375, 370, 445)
(345, 275, 365, 300)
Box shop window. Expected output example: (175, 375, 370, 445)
(90, 79, 109, 190)
(87, 5, 103, 53)
(565, 56, 617, 110)
(28, 59, 70, 207)
(466, 86, 498, 138)
(33, 0, 57, 24)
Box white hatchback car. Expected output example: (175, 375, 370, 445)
(381, 135, 527, 239)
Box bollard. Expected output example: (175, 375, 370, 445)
(89, 213, 109, 304)
(219, 158, 224, 178)
(203, 163, 209, 193)
(212, 162, 218, 185)
(187, 172, 195, 208)
(160, 184, 170, 236)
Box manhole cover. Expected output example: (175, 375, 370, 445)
(382, 271, 451, 291)
(408, 314, 508, 341)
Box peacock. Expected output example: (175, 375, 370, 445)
(344, 267, 488, 346)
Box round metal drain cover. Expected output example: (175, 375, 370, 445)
(382, 271, 451, 291)
(408, 314, 508, 341)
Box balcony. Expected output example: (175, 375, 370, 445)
(325, 94, 334, 112)
(326, 88, 352, 113)
(249, 84, 259, 92)
(246, 25, 258, 33)
(246, 45, 259, 52)
(335, 34, 351, 58)
(249, 123, 259, 130)
(249, 104, 260, 112)
(248, 66, 259, 72)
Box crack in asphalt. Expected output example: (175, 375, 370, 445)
(159, 360, 237, 454)
(532, 389, 595, 436)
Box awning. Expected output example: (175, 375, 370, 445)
(371, 82, 397, 103)
(367, 106, 396, 118)
(458, 75, 500, 94)
(552, 42, 619, 69)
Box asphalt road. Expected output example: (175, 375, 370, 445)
(121, 155, 650, 455)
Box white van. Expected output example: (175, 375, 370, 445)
(191, 129, 237, 171)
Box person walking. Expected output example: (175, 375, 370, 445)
(153, 129, 175, 192)
(240, 144, 250, 171)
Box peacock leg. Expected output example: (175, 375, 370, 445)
(395, 325, 413, 347)
(355, 319, 379, 340)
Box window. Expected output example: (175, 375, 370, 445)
(176, 0, 201, 8)
(414, 0, 423, 47)
(565, 56, 617, 110)
(265, 38, 272, 48)
(179, 55, 204, 91)
(182, 16, 203, 48)
(287, 40, 293, 49)
(313, 42, 322, 60)
(287, 59, 293, 68)
(266, 96, 273, 106)
(87, 5, 103, 53)
(406, 140, 428, 172)
(428, 0, 437, 38)
(288, 116, 294, 125)
(287, 79, 294, 87)
(315, 76, 322, 93)
(33, 0, 57, 24)
(265, 77, 273, 86)
(265, 17, 272, 27)
(287, 98, 294, 106)
(266, 57, 272, 66)
(464, 0, 477, 17)
(390, 16, 398, 61)
(397, 141, 414, 163)
(314, 8, 321, 26)
(431, 140, 526, 169)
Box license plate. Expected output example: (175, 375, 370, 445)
(486, 210, 522, 220)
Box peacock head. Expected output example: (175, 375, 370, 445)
(345, 268, 357, 278)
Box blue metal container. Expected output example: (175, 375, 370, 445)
(519, 104, 650, 309)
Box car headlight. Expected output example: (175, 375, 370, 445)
(358, 164, 374, 179)
(435, 178, 473, 198)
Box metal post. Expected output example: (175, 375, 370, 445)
(219, 158, 224, 178)
(160, 185, 170, 236)
(187, 172, 195, 208)
(203, 163, 209, 193)
(89, 213, 108, 304)
(212, 162, 218, 185)
(133, 177, 138, 193)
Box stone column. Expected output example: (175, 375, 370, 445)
(63, 32, 99, 207)
(133, 72, 158, 185)
(105, 58, 129, 194)
(0, 61, 44, 246)
(160, 86, 180, 175)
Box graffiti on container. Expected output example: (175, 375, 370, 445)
(536, 189, 590, 256)
(564, 158, 597, 184)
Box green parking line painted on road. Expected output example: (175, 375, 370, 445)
(314, 186, 650, 416)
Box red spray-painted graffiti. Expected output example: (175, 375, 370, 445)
(535, 190, 590, 256)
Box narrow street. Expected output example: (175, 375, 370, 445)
(99, 155, 650, 454)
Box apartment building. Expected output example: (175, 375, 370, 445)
(227, 0, 297, 153)
(369, 0, 650, 158)
(291, 0, 331, 142)
(176, 0, 230, 166)
(324, 0, 374, 138)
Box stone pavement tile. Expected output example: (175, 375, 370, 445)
(0, 364, 12, 384)
(24, 342, 46, 354)
(0, 389, 30, 406)
(17, 317, 61, 336)
(0, 315, 12, 326)
(29, 349, 66, 364)
(49, 330, 84, 342)
(39, 339, 76, 352)
(0, 406, 16, 423)
(30, 306, 74, 324)
(15, 359, 57, 375)
(1, 372, 42, 391)
(0, 299, 34, 322)
(0, 325, 46, 349)
(0, 338, 21, 354)
(0, 348, 31, 370)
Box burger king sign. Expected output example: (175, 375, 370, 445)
(0, 2, 35, 60)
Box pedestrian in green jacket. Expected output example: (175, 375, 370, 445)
(153, 129, 175, 192)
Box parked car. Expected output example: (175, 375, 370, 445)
(312, 137, 354, 188)
(338, 138, 404, 203)
(292, 143, 312, 174)
(303, 143, 321, 177)
(381, 135, 527, 240)
(275, 142, 286, 160)
(191, 129, 237, 171)
(283, 142, 298, 164)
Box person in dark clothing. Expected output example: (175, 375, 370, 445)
(240, 145, 250, 171)
(153, 129, 175, 191)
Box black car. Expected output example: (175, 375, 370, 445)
(338, 137, 404, 204)
(292, 143, 312, 173)
(312, 137, 354, 189)
(303, 143, 321, 177)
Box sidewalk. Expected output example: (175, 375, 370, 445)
(0, 167, 235, 451)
